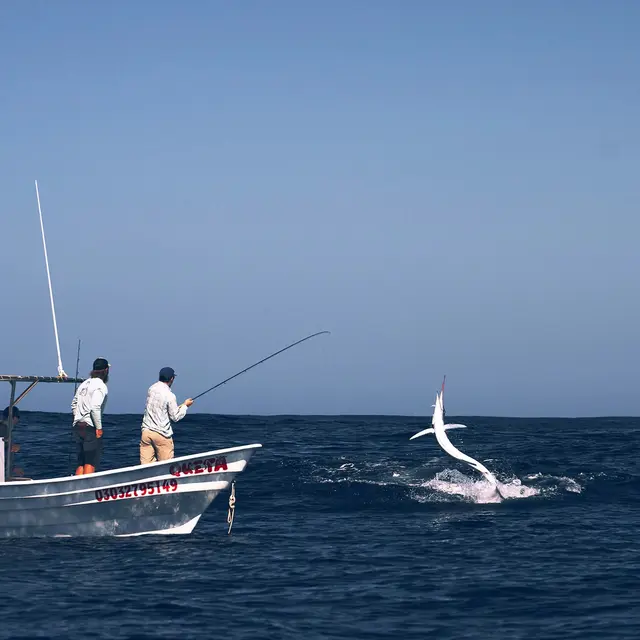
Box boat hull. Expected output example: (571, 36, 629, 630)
(0, 443, 261, 538)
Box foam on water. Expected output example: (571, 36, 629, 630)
(309, 457, 582, 504)
(417, 469, 540, 503)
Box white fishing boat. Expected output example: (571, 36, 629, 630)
(0, 181, 262, 537)
(0, 405, 260, 537)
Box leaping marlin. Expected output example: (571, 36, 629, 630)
(410, 377, 504, 499)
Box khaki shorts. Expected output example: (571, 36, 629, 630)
(140, 429, 174, 465)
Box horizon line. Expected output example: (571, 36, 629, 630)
(10, 409, 640, 420)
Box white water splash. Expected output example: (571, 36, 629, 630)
(523, 472, 583, 494)
(416, 469, 539, 504)
(310, 457, 583, 504)
(409, 468, 584, 504)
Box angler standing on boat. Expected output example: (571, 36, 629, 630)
(71, 357, 110, 475)
(140, 367, 193, 464)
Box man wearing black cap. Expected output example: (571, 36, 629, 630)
(71, 357, 110, 475)
(140, 366, 193, 464)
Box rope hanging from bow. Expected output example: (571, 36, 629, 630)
(227, 481, 236, 534)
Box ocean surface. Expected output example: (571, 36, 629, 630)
(1, 411, 638, 639)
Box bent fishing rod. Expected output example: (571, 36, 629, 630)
(191, 330, 330, 401)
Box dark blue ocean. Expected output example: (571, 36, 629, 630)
(1, 412, 638, 639)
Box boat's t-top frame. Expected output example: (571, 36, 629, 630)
(1, 375, 84, 479)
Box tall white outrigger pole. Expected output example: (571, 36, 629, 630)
(34, 180, 67, 378)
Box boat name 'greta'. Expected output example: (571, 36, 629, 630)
(169, 456, 228, 477)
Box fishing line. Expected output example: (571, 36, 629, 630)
(191, 330, 330, 401)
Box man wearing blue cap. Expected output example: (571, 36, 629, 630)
(139, 367, 193, 464)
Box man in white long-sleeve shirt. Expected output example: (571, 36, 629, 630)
(140, 367, 193, 464)
(71, 357, 110, 475)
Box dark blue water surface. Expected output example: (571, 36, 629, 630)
(1, 412, 639, 639)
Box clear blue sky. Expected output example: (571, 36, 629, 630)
(1, 1, 638, 417)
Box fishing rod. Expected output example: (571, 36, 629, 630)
(191, 330, 330, 401)
(74, 338, 82, 393)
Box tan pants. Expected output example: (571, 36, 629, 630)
(140, 429, 174, 465)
